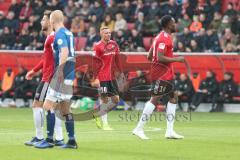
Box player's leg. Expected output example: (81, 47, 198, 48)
(132, 95, 158, 140)
(97, 95, 109, 129)
(54, 115, 64, 146)
(102, 95, 120, 130)
(57, 101, 77, 149)
(165, 90, 184, 139)
(35, 95, 58, 149)
(25, 82, 47, 146)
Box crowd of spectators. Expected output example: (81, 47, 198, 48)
(0, 0, 239, 52)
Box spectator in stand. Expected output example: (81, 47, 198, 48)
(199, 13, 209, 29)
(114, 29, 129, 51)
(209, 0, 221, 13)
(189, 15, 203, 32)
(89, 14, 101, 31)
(0, 68, 14, 106)
(64, 0, 77, 19)
(190, 70, 218, 111)
(10, 67, 29, 107)
(175, 73, 194, 111)
(121, 0, 134, 22)
(47, 0, 63, 11)
(224, 43, 237, 53)
(0, 12, 6, 33)
(114, 12, 127, 32)
(211, 72, 238, 112)
(147, 1, 159, 20)
(224, 2, 238, 20)
(181, 0, 196, 19)
(195, 28, 207, 51)
(28, 15, 41, 32)
(177, 27, 193, 48)
(176, 13, 192, 33)
(89, 1, 105, 21)
(27, 31, 44, 50)
(8, 0, 22, 19)
(19, 0, 32, 22)
(209, 12, 222, 32)
(205, 29, 221, 52)
(135, 12, 144, 32)
(101, 14, 115, 32)
(186, 39, 202, 52)
(85, 26, 101, 51)
(231, 12, 240, 35)
(0, 27, 15, 50)
(134, 0, 148, 18)
(70, 16, 85, 37)
(202, 0, 220, 24)
(75, 0, 90, 21)
(13, 29, 32, 50)
(3, 11, 19, 33)
(142, 16, 159, 36)
(129, 29, 144, 52)
(218, 15, 231, 35)
(220, 28, 238, 52)
(1, 66, 28, 107)
(32, 0, 46, 19)
(105, 0, 119, 16)
(159, 0, 180, 19)
(175, 41, 186, 52)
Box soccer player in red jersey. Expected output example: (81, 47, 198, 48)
(133, 15, 185, 140)
(24, 11, 63, 146)
(93, 26, 124, 130)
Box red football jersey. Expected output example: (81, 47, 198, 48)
(150, 31, 174, 81)
(93, 40, 122, 81)
(33, 32, 55, 82)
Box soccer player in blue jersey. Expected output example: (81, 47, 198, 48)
(35, 10, 77, 149)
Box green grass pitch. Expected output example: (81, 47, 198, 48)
(0, 108, 239, 160)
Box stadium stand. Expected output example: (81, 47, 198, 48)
(0, 0, 239, 52)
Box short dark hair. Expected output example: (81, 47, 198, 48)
(43, 10, 51, 19)
(160, 15, 174, 28)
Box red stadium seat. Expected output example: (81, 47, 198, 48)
(127, 23, 135, 30)
(74, 37, 80, 51)
(74, 37, 87, 51)
(143, 37, 153, 51)
(0, 1, 11, 14)
(78, 37, 87, 51)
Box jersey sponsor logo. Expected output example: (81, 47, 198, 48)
(158, 43, 166, 50)
(57, 39, 63, 45)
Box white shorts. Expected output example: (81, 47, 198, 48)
(45, 79, 73, 103)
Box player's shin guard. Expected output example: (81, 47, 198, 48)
(166, 102, 176, 134)
(33, 107, 44, 140)
(64, 113, 75, 140)
(46, 110, 55, 140)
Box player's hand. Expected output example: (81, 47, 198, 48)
(176, 56, 185, 63)
(25, 70, 35, 80)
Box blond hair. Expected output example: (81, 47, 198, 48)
(50, 10, 64, 24)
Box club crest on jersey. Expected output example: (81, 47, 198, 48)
(158, 43, 165, 50)
(57, 39, 63, 45)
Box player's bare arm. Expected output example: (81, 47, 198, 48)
(147, 47, 153, 61)
(157, 52, 185, 63)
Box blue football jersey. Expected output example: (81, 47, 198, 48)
(53, 27, 75, 80)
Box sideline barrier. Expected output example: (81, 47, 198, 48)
(0, 51, 239, 83)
